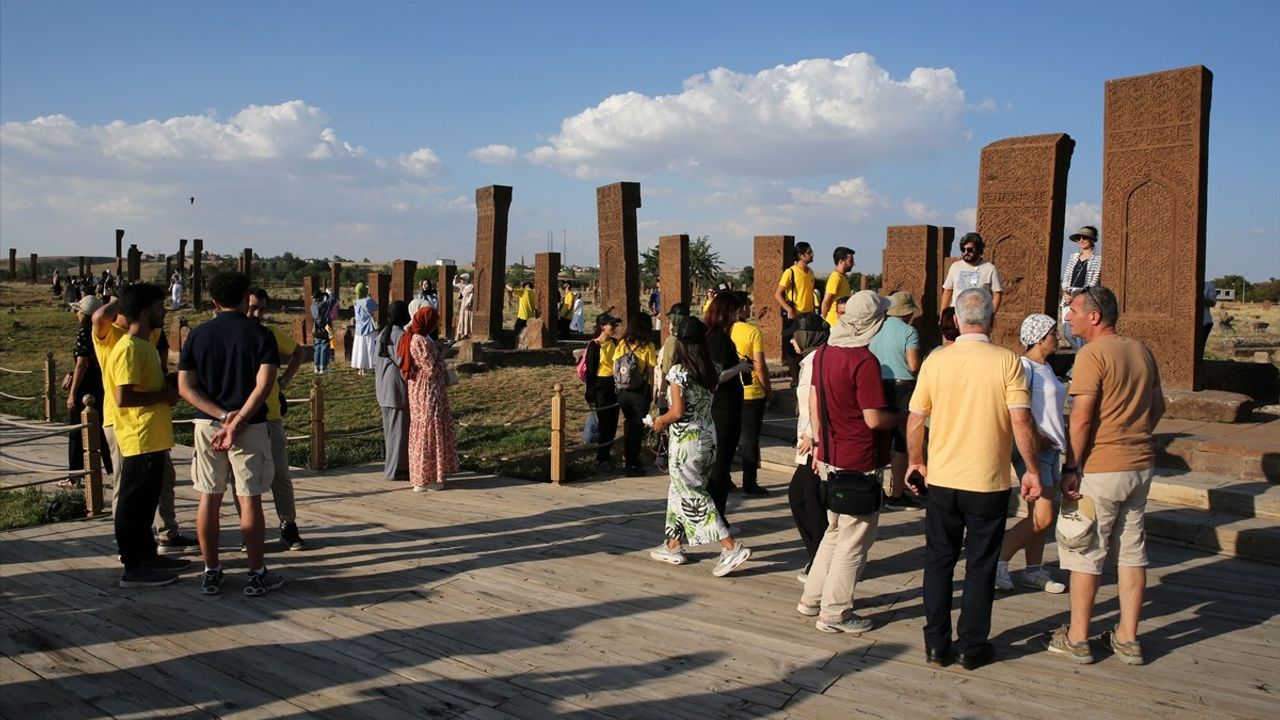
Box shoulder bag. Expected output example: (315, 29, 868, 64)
(816, 345, 883, 516)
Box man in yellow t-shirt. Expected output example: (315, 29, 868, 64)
(821, 246, 856, 327)
(558, 281, 575, 336)
(774, 242, 817, 320)
(507, 281, 537, 334)
(247, 288, 309, 551)
(905, 287, 1040, 669)
(108, 283, 185, 588)
(730, 293, 772, 496)
(92, 297, 193, 551)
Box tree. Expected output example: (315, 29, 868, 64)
(689, 235, 722, 290)
(738, 265, 754, 290)
(640, 245, 659, 286)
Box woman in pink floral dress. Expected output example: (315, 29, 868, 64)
(396, 307, 459, 492)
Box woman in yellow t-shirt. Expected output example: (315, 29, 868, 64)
(615, 313, 658, 476)
(583, 313, 621, 467)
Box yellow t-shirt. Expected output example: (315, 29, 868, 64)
(92, 324, 162, 428)
(515, 288, 537, 320)
(908, 336, 1030, 493)
(107, 333, 174, 457)
(779, 265, 817, 313)
(614, 339, 657, 378)
(264, 325, 297, 423)
(701, 297, 714, 316)
(730, 321, 766, 400)
(560, 291, 575, 319)
(595, 338, 618, 377)
(823, 272, 851, 327)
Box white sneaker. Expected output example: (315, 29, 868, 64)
(796, 602, 820, 617)
(649, 544, 688, 565)
(712, 542, 751, 577)
(797, 571, 808, 585)
(995, 562, 1014, 590)
(1019, 567, 1067, 594)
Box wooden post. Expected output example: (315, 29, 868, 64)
(309, 378, 325, 471)
(81, 395, 104, 516)
(550, 383, 566, 484)
(43, 352, 56, 422)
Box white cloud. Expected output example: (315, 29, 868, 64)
(397, 147, 442, 177)
(1063, 201, 1101, 235)
(468, 144, 521, 165)
(785, 177, 890, 220)
(511, 52, 969, 179)
(953, 207, 977, 229)
(902, 197, 939, 221)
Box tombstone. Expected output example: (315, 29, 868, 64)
(165, 257, 172, 280)
(596, 182, 642, 328)
(860, 275, 869, 291)
(240, 248, 253, 281)
(391, 260, 417, 305)
(658, 234, 691, 344)
(882, 225, 946, 350)
(126, 244, 143, 282)
(526, 252, 561, 349)
(292, 315, 312, 346)
(753, 235, 795, 362)
(115, 229, 124, 277)
(29, 253, 38, 284)
(337, 324, 354, 362)
(177, 238, 187, 276)
(168, 315, 190, 355)
(9, 248, 17, 279)
(302, 274, 321, 315)
(367, 272, 390, 327)
(437, 261, 456, 340)
(975, 133, 1075, 349)
(191, 239, 203, 309)
(472, 185, 513, 343)
(934, 227, 956, 312)
(328, 262, 341, 301)
(1103, 65, 1213, 390)
(76, 256, 85, 277)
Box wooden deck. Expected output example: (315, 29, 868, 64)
(2, 445, 1278, 719)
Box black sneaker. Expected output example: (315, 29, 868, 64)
(244, 568, 284, 597)
(119, 567, 178, 588)
(742, 485, 770, 497)
(280, 522, 306, 551)
(157, 532, 199, 552)
(201, 568, 225, 596)
(144, 555, 192, 572)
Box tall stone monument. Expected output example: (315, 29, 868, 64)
(367, 272, 390, 327)
(935, 227, 955, 313)
(177, 238, 187, 276)
(882, 225, 946, 351)
(329, 262, 342, 300)
(1103, 65, 1212, 390)
(472, 185, 513, 343)
(975, 133, 1075, 349)
(658, 234, 691, 344)
(127, 244, 142, 282)
(437, 261, 456, 340)
(79, 256, 87, 277)
(191, 238, 203, 309)
(114, 229, 124, 277)
(240, 248, 253, 281)
(29, 254, 38, 284)
(527, 252, 562, 349)
(9, 248, 17, 279)
(391, 260, 417, 305)
(753, 235, 795, 362)
(596, 182, 642, 328)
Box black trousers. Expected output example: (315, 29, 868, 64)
(617, 387, 651, 469)
(788, 459, 825, 566)
(591, 384, 620, 464)
(67, 394, 112, 476)
(738, 398, 766, 488)
(115, 450, 166, 570)
(923, 486, 1008, 654)
(709, 394, 743, 520)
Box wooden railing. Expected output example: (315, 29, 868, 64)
(0, 395, 106, 516)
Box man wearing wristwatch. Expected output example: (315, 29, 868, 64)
(178, 271, 282, 598)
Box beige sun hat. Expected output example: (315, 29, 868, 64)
(73, 295, 103, 316)
(1055, 496, 1098, 551)
(829, 290, 890, 348)
(886, 291, 918, 318)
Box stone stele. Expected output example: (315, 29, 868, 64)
(596, 182, 642, 329)
(975, 133, 1075, 350)
(1103, 65, 1212, 391)
(753, 235, 795, 362)
(658, 234, 691, 345)
(472, 185, 513, 343)
(882, 225, 950, 351)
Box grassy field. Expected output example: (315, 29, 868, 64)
(0, 280, 595, 528)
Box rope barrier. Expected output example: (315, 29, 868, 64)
(564, 402, 620, 415)
(284, 434, 310, 442)
(1, 470, 90, 490)
(564, 436, 625, 453)
(324, 426, 383, 439)
(0, 455, 82, 475)
(0, 391, 39, 401)
(0, 366, 35, 375)
(0, 417, 62, 431)
(322, 393, 377, 403)
(0, 423, 88, 444)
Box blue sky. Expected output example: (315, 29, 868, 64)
(2, 1, 1277, 280)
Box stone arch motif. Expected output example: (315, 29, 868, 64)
(1121, 178, 1177, 317)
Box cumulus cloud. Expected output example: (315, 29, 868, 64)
(785, 177, 890, 220)
(468, 144, 521, 165)
(511, 52, 969, 179)
(902, 198, 939, 221)
(1063, 201, 1101, 234)
(953, 207, 977, 229)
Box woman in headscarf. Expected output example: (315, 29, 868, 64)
(788, 312, 829, 581)
(397, 306, 459, 492)
(376, 301, 412, 481)
(350, 282, 379, 376)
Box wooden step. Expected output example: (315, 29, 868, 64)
(1144, 502, 1280, 565)
(1147, 470, 1280, 520)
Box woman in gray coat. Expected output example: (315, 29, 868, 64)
(376, 301, 412, 480)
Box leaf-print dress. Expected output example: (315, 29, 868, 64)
(664, 364, 729, 544)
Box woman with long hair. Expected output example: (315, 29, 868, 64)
(703, 292, 752, 525)
(615, 313, 658, 475)
(583, 312, 621, 467)
(376, 300, 412, 481)
(396, 306, 459, 492)
(650, 317, 751, 577)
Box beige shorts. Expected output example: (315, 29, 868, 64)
(191, 420, 274, 497)
(1058, 467, 1153, 575)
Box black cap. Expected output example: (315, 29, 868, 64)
(715, 281, 731, 292)
(732, 290, 752, 306)
(666, 302, 690, 317)
(595, 312, 619, 326)
(676, 316, 706, 342)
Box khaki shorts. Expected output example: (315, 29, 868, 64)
(191, 420, 274, 497)
(1058, 467, 1153, 575)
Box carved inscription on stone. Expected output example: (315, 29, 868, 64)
(753, 235, 794, 362)
(391, 260, 416, 306)
(975, 133, 1075, 350)
(882, 225, 943, 351)
(527, 252, 562, 349)
(1103, 65, 1212, 390)
(472, 185, 513, 343)
(596, 182, 642, 329)
(658, 234, 691, 345)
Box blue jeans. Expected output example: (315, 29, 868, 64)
(1013, 447, 1061, 489)
(313, 338, 330, 371)
(1061, 319, 1085, 351)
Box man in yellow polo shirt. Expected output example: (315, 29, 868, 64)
(247, 288, 309, 551)
(906, 287, 1041, 671)
(821, 246, 856, 328)
(108, 283, 187, 588)
(507, 281, 537, 334)
(730, 292, 772, 496)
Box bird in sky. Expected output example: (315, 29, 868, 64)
(189, 196, 195, 205)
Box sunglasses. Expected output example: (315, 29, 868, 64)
(961, 246, 979, 253)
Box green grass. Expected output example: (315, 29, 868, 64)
(0, 486, 88, 530)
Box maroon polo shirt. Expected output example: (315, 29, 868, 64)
(811, 344, 890, 471)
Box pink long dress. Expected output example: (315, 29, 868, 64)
(407, 334, 459, 488)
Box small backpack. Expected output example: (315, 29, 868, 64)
(613, 345, 644, 392)
(576, 341, 594, 382)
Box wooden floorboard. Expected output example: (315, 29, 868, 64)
(2, 450, 1278, 719)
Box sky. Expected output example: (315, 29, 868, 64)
(2, 1, 1278, 280)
